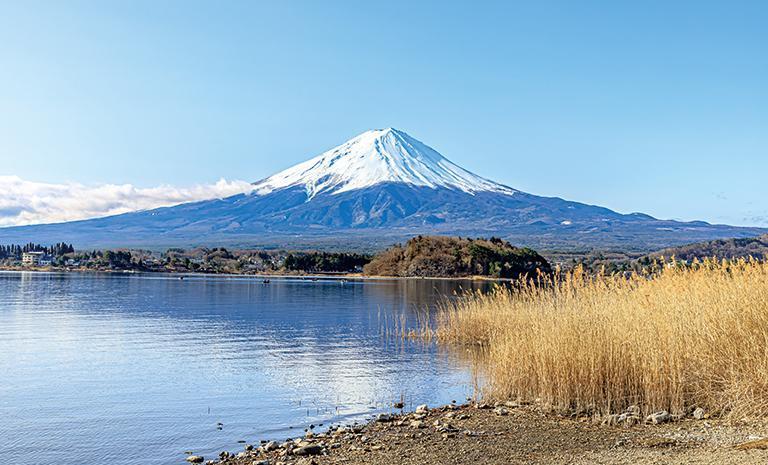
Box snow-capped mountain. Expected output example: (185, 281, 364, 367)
(252, 128, 517, 198)
(0, 128, 765, 251)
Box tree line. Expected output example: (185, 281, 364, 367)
(283, 252, 371, 273)
(0, 242, 75, 260)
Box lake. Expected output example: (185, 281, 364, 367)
(0, 272, 493, 465)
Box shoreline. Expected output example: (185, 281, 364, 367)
(188, 402, 768, 465)
(0, 266, 514, 282)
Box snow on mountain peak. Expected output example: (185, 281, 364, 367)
(252, 128, 517, 199)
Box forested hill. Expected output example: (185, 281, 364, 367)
(648, 234, 768, 261)
(363, 236, 550, 278)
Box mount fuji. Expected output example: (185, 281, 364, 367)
(1, 128, 764, 251)
(251, 128, 517, 198)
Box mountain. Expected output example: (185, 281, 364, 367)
(0, 128, 765, 251)
(251, 128, 517, 198)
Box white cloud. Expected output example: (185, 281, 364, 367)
(0, 176, 255, 227)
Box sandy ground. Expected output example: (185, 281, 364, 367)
(197, 403, 768, 465)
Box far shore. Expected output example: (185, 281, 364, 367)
(0, 266, 515, 282)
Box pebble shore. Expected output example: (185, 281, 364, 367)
(184, 402, 768, 465)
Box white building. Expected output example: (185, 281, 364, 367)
(22, 251, 52, 266)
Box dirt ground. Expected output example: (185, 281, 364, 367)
(204, 403, 768, 465)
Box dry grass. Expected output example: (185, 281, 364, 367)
(430, 259, 768, 419)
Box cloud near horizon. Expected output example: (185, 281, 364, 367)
(0, 176, 255, 228)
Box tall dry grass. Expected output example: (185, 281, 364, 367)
(431, 259, 768, 418)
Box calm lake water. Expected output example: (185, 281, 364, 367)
(0, 272, 494, 465)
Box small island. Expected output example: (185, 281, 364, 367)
(364, 235, 551, 278)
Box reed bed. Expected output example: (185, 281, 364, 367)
(429, 259, 768, 419)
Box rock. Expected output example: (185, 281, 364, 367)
(625, 405, 641, 416)
(410, 420, 425, 428)
(376, 413, 394, 422)
(293, 444, 323, 456)
(185, 456, 204, 464)
(475, 403, 491, 409)
(603, 412, 640, 426)
(332, 427, 349, 437)
(693, 407, 706, 420)
(296, 458, 319, 465)
(415, 404, 429, 414)
(245, 444, 254, 451)
(436, 423, 459, 433)
(503, 401, 521, 408)
(645, 411, 671, 424)
(493, 406, 510, 416)
(252, 460, 270, 465)
(262, 441, 279, 452)
(619, 414, 641, 426)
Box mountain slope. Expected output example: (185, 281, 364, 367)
(0, 128, 765, 251)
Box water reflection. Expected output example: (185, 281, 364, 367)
(0, 272, 495, 465)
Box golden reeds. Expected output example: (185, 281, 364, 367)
(431, 258, 768, 419)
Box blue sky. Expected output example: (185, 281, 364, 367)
(1, 1, 766, 226)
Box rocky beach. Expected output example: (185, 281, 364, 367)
(188, 402, 768, 465)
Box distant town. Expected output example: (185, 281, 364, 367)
(0, 242, 372, 275)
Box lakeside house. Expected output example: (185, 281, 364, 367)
(22, 251, 53, 267)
